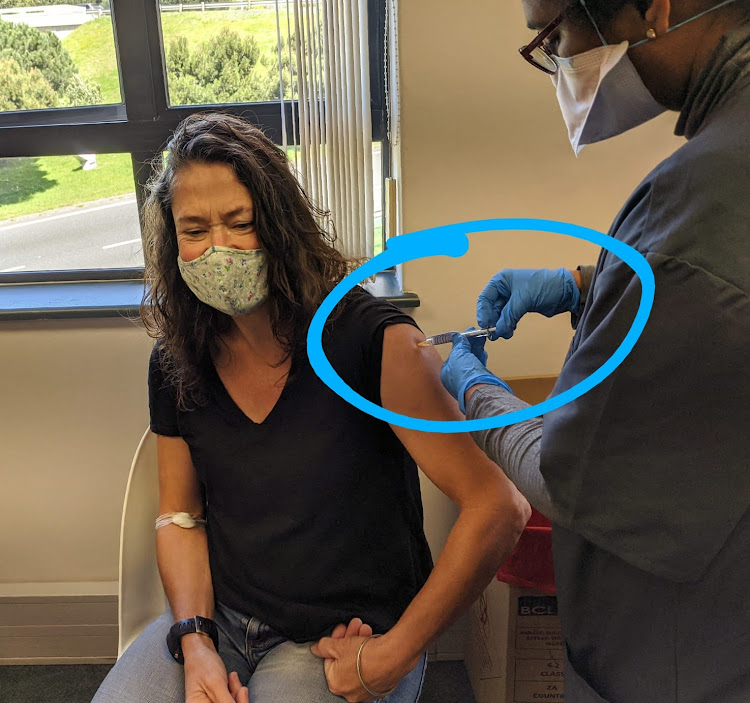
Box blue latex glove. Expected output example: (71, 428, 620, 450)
(440, 331, 513, 414)
(477, 268, 581, 341)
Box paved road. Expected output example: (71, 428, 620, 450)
(0, 199, 143, 272)
(0, 189, 384, 273)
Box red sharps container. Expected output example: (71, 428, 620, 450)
(496, 507, 556, 594)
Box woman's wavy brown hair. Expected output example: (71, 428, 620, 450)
(140, 112, 351, 409)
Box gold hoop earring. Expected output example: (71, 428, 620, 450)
(646, 28, 657, 39)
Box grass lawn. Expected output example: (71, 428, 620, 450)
(374, 224, 384, 255)
(162, 7, 289, 56)
(0, 153, 134, 221)
(62, 18, 121, 104)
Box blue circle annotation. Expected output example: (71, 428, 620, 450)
(306, 218, 655, 433)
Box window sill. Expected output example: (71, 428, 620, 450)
(0, 279, 419, 322)
(0, 279, 143, 321)
(382, 292, 420, 309)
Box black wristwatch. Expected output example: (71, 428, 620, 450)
(166, 616, 219, 664)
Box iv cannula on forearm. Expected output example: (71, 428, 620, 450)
(418, 327, 496, 347)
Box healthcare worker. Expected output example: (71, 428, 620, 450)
(441, 0, 750, 701)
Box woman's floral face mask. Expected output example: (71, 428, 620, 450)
(178, 246, 268, 316)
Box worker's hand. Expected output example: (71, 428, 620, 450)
(183, 635, 247, 703)
(477, 268, 581, 340)
(440, 332, 512, 414)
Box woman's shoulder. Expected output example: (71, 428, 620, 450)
(318, 287, 420, 398)
(329, 286, 418, 340)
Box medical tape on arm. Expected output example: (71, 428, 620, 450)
(155, 512, 207, 530)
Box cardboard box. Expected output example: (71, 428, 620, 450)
(465, 579, 565, 703)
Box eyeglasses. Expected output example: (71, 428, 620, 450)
(518, 13, 565, 74)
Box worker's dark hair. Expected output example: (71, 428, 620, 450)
(568, 0, 652, 26)
(565, 0, 749, 27)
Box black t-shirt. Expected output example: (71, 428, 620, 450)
(148, 289, 433, 642)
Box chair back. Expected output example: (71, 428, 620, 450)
(117, 428, 166, 658)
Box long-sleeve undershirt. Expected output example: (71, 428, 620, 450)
(463, 263, 596, 524)
(466, 387, 562, 524)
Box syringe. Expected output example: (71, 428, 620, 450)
(418, 327, 496, 347)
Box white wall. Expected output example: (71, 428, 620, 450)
(0, 319, 153, 588)
(399, 0, 684, 379)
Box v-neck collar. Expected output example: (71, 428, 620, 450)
(207, 354, 300, 427)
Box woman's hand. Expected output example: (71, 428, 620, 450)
(329, 617, 373, 641)
(227, 672, 249, 703)
(477, 268, 581, 339)
(183, 635, 248, 703)
(311, 627, 406, 703)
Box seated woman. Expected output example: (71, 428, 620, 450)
(93, 112, 529, 703)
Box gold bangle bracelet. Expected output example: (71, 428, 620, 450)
(356, 634, 398, 700)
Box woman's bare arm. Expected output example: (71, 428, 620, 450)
(155, 435, 241, 703)
(312, 323, 530, 700)
(374, 324, 530, 669)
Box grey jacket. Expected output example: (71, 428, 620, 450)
(467, 24, 750, 703)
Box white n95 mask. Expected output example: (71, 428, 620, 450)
(552, 41, 666, 156)
(178, 245, 269, 316)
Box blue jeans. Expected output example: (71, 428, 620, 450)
(92, 603, 427, 703)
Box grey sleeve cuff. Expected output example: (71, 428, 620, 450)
(465, 386, 562, 523)
(572, 264, 596, 329)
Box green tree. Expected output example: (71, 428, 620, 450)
(168, 35, 191, 76)
(60, 72, 103, 107)
(258, 34, 296, 101)
(0, 20, 102, 107)
(0, 56, 60, 111)
(167, 28, 278, 105)
(0, 20, 78, 94)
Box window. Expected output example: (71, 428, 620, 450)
(158, 2, 295, 107)
(0, 0, 388, 305)
(0, 5, 121, 111)
(0, 153, 141, 272)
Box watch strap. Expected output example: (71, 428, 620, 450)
(166, 615, 219, 664)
